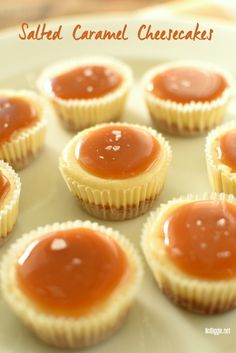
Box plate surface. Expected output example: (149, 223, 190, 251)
(0, 14, 236, 353)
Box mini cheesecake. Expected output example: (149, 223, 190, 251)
(142, 193, 236, 314)
(206, 121, 236, 195)
(59, 122, 172, 221)
(0, 160, 21, 244)
(1, 220, 142, 348)
(38, 57, 133, 131)
(0, 89, 48, 170)
(143, 61, 235, 136)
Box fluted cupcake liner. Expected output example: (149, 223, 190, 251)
(59, 123, 172, 221)
(0, 90, 48, 170)
(0, 160, 21, 243)
(1, 220, 142, 348)
(142, 61, 236, 136)
(37, 56, 133, 132)
(141, 192, 236, 314)
(60, 172, 166, 221)
(206, 121, 236, 195)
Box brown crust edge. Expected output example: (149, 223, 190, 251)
(57, 111, 121, 132)
(78, 196, 158, 221)
(6, 148, 42, 171)
(151, 116, 217, 137)
(161, 285, 236, 315)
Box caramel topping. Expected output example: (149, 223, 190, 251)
(76, 125, 161, 179)
(0, 171, 10, 203)
(148, 67, 228, 103)
(163, 201, 236, 280)
(50, 65, 123, 100)
(17, 228, 129, 317)
(0, 96, 38, 143)
(218, 130, 236, 171)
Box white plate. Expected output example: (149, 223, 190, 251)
(0, 14, 236, 353)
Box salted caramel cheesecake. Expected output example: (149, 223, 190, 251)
(0, 160, 21, 244)
(38, 57, 133, 131)
(0, 89, 48, 170)
(143, 61, 235, 136)
(1, 220, 142, 348)
(142, 193, 236, 314)
(59, 122, 172, 221)
(206, 121, 236, 195)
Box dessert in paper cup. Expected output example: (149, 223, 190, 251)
(206, 121, 236, 195)
(0, 89, 48, 170)
(0, 220, 142, 348)
(37, 56, 133, 131)
(59, 122, 172, 221)
(142, 61, 235, 136)
(0, 160, 21, 245)
(141, 192, 236, 314)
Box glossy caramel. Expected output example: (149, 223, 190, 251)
(0, 96, 38, 143)
(77, 125, 161, 179)
(218, 130, 236, 171)
(50, 65, 122, 100)
(163, 200, 236, 280)
(0, 171, 10, 203)
(148, 67, 228, 103)
(17, 228, 129, 317)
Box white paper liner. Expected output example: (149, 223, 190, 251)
(0, 160, 21, 242)
(206, 121, 236, 195)
(0, 89, 48, 170)
(1, 220, 143, 348)
(142, 61, 236, 136)
(59, 122, 172, 220)
(141, 192, 236, 314)
(37, 56, 133, 131)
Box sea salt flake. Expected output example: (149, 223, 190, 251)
(196, 219, 203, 227)
(217, 251, 231, 258)
(99, 155, 104, 159)
(86, 85, 94, 93)
(83, 68, 93, 77)
(181, 80, 191, 88)
(105, 145, 113, 151)
(112, 130, 122, 141)
(200, 242, 207, 249)
(51, 238, 67, 251)
(72, 258, 81, 265)
(170, 83, 178, 90)
(3, 102, 11, 109)
(112, 145, 120, 151)
(216, 218, 226, 227)
(172, 247, 182, 256)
